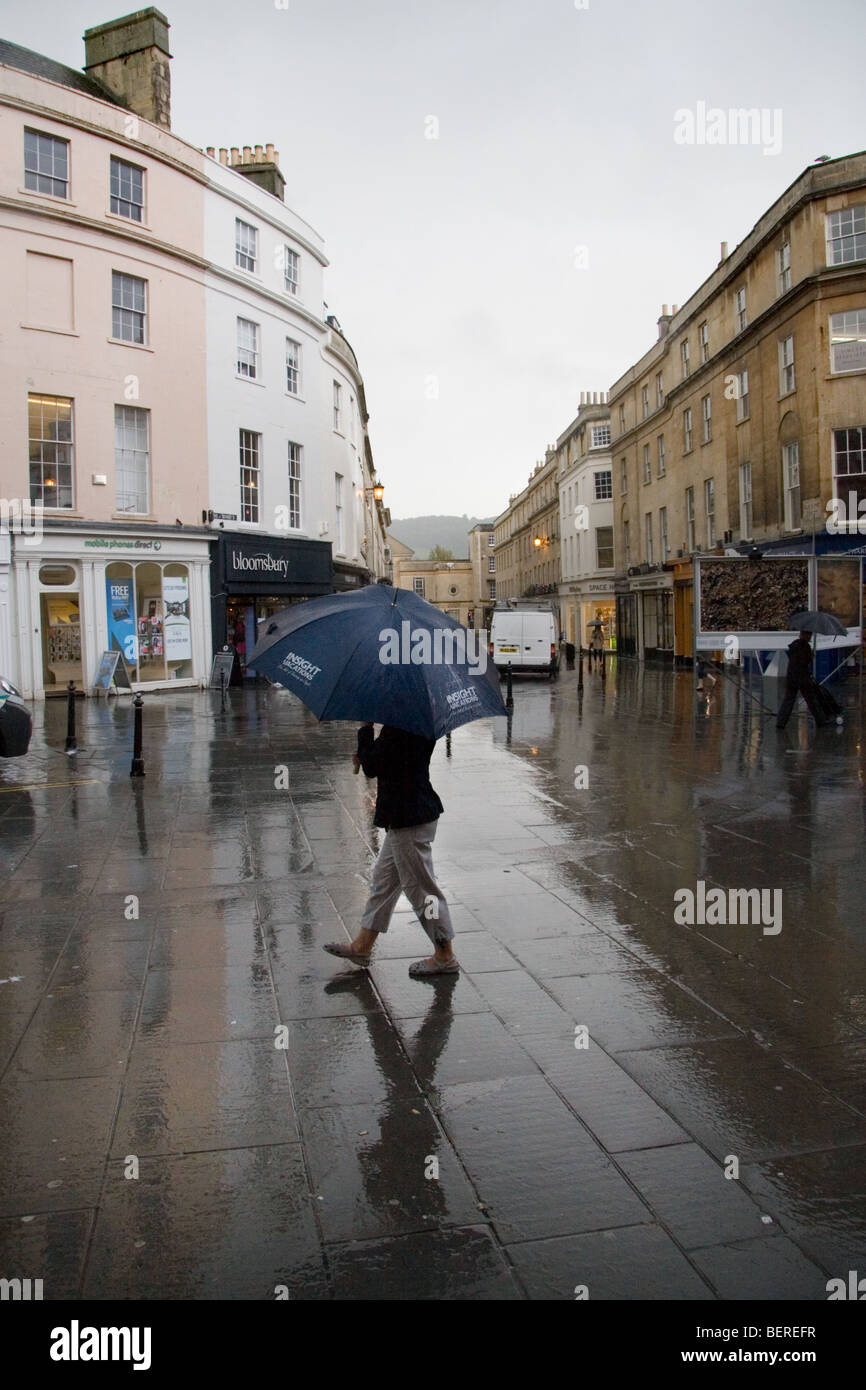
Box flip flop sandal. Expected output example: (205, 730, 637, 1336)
(323, 942, 372, 967)
(408, 957, 460, 978)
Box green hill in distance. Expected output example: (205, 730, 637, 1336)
(389, 514, 494, 560)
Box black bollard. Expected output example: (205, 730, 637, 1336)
(600, 649, 606, 681)
(130, 693, 145, 777)
(505, 661, 514, 709)
(220, 668, 228, 709)
(64, 680, 77, 753)
(577, 647, 584, 692)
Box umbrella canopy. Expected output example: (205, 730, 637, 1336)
(248, 585, 507, 739)
(788, 609, 848, 637)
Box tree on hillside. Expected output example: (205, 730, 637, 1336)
(429, 545, 454, 561)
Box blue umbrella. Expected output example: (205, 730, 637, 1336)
(247, 585, 507, 739)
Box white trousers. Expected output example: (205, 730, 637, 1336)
(360, 820, 454, 945)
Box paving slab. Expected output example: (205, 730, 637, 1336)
(506, 1223, 714, 1300)
(1, 669, 864, 1299)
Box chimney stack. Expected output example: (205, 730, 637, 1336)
(720, 241, 729, 261)
(657, 304, 673, 339)
(220, 142, 286, 201)
(83, 8, 172, 129)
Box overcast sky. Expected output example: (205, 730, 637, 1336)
(6, 0, 866, 518)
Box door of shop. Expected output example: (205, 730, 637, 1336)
(40, 591, 83, 695)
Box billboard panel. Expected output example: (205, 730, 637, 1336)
(695, 556, 861, 651)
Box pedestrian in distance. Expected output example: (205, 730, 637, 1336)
(696, 658, 717, 693)
(324, 723, 458, 978)
(776, 632, 831, 730)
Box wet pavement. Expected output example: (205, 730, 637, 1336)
(1, 661, 865, 1300)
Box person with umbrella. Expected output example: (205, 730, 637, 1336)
(776, 610, 847, 731)
(323, 721, 458, 976)
(247, 583, 507, 978)
(588, 619, 604, 668)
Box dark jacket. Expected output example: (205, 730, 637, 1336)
(357, 725, 444, 830)
(786, 636, 814, 685)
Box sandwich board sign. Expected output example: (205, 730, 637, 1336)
(93, 650, 133, 694)
(210, 648, 235, 688)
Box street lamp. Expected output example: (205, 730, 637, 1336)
(364, 482, 385, 502)
(533, 535, 549, 549)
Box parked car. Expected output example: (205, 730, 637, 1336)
(490, 604, 560, 678)
(0, 677, 32, 757)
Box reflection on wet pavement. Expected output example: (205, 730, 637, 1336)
(0, 665, 864, 1298)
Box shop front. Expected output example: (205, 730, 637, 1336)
(9, 522, 213, 699)
(634, 576, 674, 661)
(560, 580, 616, 650)
(333, 561, 372, 594)
(615, 588, 637, 657)
(673, 561, 695, 664)
(211, 531, 333, 678)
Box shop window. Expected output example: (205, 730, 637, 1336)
(105, 561, 138, 678)
(104, 560, 194, 684)
(163, 564, 193, 678)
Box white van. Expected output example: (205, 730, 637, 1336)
(490, 605, 559, 677)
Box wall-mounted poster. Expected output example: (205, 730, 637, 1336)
(105, 576, 138, 664)
(699, 558, 809, 633)
(163, 573, 192, 660)
(817, 557, 861, 628)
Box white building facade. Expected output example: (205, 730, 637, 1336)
(201, 144, 388, 662)
(557, 393, 616, 649)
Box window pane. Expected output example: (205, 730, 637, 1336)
(24, 131, 68, 197)
(114, 405, 149, 513)
(28, 394, 75, 507)
(110, 157, 144, 220)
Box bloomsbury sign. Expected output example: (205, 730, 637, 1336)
(231, 549, 291, 577)
(221, 533, 332, 590)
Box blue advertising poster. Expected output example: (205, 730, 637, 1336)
(105, 576, 138, 664)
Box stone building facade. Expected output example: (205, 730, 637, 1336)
(468, 522, 496, 629)
(608, 152, 866, 661)
(493, 448, 560, 604)
(391, 550, 474, 627)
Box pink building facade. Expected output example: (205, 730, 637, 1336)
(0, 31, 213, 697)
